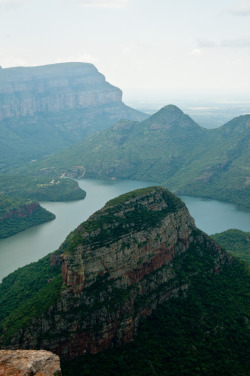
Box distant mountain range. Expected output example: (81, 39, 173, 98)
(32, 104, 249, 209)
(0, 63, 146, 170)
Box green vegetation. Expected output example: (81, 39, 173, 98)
(30, 105, 250, 209)
(211, 229, 250, 263)
(62, 253, 250, 376)
(61, 187, 184, 254)
(0, 174, 85, 237)
(0, 185, 249, 374)
(105, 186, 183, 209)
(0, 174, 86, 201)
(0, 194, 55, 238)
(0, 253, 62, 343)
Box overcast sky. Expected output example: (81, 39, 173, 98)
(0, 0, 250, 96)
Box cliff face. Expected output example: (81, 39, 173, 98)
(0, 63, 122, 120)
(0, 187, 230, 359)
(0, 63, 146, 170)
(0, 350, 61, 376)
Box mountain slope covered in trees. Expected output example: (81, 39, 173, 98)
(28, 105, 250, 209)
(0, 187, 249, 375)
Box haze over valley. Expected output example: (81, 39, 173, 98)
(0, 1, 249, 375)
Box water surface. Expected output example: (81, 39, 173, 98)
(0, 178, 249, 282)
(0, 179, 153, 282)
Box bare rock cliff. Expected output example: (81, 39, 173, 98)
(0, 63, 122, 120)
(0, 187, 230, 360)
(0, 350, 61, 376)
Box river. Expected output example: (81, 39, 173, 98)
(0, 178, 249, 282)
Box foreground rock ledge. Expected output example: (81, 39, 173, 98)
(0, 350, 61, 376)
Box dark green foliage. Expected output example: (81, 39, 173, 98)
(62, 258, 250, 376)
(0, 194, 55, 238)
(105, 186, 183, 210)
(0, 253, 62, 342)
(211, 229, 250, 263)
(0, 174, 86, 201)
(61, 187, 183, 254)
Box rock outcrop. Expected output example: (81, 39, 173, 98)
(0, 187, 230, 359)
(0, 63, 146, 169)
(0, 63, 122, 120)
(0, 350, 61, 376)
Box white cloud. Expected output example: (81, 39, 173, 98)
(221, 38, 250, 47)
(190, 49, 202, 56)
(64, 0, 129, 9)
(0, 0, 27, 10)
(197, 39, 217, 48)
(196, 37, 250, 49)
(227, 1, 250, 16)
(122, 46, 132, 55)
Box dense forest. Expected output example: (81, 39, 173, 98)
(61, 257, 250, 376)
(0, 195, 55, 238)
(212, 229, 250, 263)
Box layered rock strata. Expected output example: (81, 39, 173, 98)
(0, 63, 121, 120)
(0, 63, 146, 168)
(0, 187, 230, 359)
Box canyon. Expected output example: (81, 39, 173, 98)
(0, 187, 232, 360)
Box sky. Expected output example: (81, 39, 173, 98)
(0, 0, 250, 98)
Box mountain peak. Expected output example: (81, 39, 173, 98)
(0, 187, 232, 360)
(161, 104, 184, 113)
(221, 114, 250, 133)
(145, 104, 200, 129)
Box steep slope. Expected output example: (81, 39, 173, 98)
(29, 105, 250, 208)
(0, 194, 55, 238)
(61, 258, 250, 376)
(0, 187, 237, 363)
(0, 63, 146, 170)
(178, 115, 250, 207)
(211, 229, 250, 263)
(28, 105, 207, 181)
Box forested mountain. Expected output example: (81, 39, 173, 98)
(30, 105, 250, 208)
(0, 194, 55, 238)
(212, 229, 250, 263)
(0, 187, 249, 375)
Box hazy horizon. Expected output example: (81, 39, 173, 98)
(1, 0, 250, 93)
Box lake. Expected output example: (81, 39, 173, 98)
(0, 178, 250, 282)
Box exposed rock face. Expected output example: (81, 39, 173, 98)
(0, 63, 121, 120)
(0, 63, 146, 169)
(61, 188, 195, 293)
(1, 187, 230, 359)
(0, 350, 61, 376)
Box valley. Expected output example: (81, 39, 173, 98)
(0, 62, 249, 376)
(1, 178, 250, 283)
(0, 186, 249, 375)
(25, 104, 250, 210)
